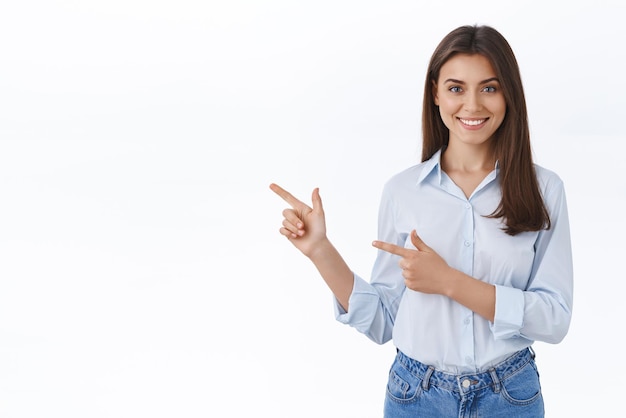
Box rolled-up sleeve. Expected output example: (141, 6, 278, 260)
(334, 273, 396, 344)
(492, 285, 525, 338)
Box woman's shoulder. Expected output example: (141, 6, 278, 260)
(535, 164, 565, 196)
(534, 164, 565, 192)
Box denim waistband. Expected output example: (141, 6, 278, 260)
(395, 347, 535, 394)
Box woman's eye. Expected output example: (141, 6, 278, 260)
(483, 86, 497, 93)
(449, 86, 462, 93)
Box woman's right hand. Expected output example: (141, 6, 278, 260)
(269, 183, 328, 258)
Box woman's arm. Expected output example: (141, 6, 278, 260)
(270, 183, 354, 310)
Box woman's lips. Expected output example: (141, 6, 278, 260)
(458, 118, 488, 129)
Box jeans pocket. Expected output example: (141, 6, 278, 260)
(385, 359, 422, 403)
(500, 360, 543, 406)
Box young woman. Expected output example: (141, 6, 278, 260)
(270, 24, 572, 417)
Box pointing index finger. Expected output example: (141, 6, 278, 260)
(372, 240, 412, 257)
(269, 183, 304, 207)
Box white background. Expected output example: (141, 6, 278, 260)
(0, 1, 624, 417)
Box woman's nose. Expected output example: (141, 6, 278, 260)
(464, 92, 483, 113)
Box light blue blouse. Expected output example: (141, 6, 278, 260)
(335, 149, 573, 373)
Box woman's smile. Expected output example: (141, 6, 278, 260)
(457, 117, 489, 128)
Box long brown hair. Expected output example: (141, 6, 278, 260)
(422, 25, 550, 235)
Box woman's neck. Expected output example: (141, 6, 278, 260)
(441, 142, 495, 174)
(440, 143, 496, 199)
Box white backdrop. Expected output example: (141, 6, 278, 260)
(0, 1, 624, 417)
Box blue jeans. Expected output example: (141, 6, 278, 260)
(384, 348, 544, 417)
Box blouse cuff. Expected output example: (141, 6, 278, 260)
(491, 284, 525, 339)
(334, 273, 373, 323)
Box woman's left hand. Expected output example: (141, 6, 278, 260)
(372, 230, 452, 295)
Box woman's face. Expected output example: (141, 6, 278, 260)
(433, 53, 506, 149)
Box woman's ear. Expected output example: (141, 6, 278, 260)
(432, 80, 439, 106)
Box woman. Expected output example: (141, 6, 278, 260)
(270, 24, 572, 417)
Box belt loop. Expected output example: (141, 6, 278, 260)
(528, 345, 536, 359)
(488, 368, 501, 393)
(421, 366, 435, 391)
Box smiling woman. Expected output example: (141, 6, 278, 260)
(271, 24, 573, 417)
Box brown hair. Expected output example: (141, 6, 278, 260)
(422, 25, 550, 235)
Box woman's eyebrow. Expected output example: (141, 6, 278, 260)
(443, 77, 499, 84)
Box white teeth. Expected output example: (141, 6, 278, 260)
(460, 118, 485, 126)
